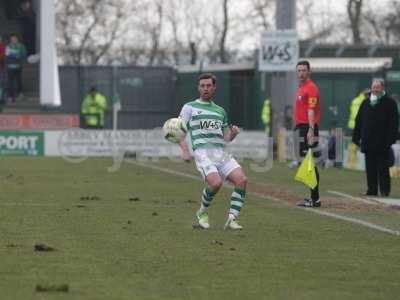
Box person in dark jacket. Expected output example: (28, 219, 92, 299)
(352, 79, 399, 197)
(17, 0, 36, 55)
(5, 34, 27, 102)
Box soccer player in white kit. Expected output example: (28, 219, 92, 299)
(179, 73, 248, 230)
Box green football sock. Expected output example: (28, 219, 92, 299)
(229, 187, 246, 218)
(199, 187, 217, 213)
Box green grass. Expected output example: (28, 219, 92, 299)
(151, 159, 400, 230)
(1, 157, 400, 299)
(151, 159, 400, 198)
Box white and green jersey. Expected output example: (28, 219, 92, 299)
(179, 99, 228, 150)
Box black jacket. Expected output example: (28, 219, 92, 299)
(352, 93, 399, 153)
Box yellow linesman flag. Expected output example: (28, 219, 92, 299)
(295, 149, 318, 189)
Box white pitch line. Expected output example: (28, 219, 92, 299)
(134, 162, 202, 182)
(307, 209, 400, 236)
(252, 193, 400, 236)
(133, 162, 400, 237)
(365, 197, 400, 206)
(0, 203, 140, 208)
(327, 190, 379, 205)
(0, 203, 60, 207)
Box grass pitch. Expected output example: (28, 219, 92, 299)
(1, 157, 400, 299)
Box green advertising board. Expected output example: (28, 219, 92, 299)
(386, 71, 400, 82)
(0, 131, 44, 156)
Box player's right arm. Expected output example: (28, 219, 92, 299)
(178, 104, 192, 162)
(179, 141, 191, 162)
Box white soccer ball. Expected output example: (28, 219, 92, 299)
(163, 118, 187, 143)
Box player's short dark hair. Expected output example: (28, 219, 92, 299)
(296, 60, 311, 70)
(198, 73, 217, 85)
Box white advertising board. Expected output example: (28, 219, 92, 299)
(45, 129, 180, 157)
(44, 129, 270, 160)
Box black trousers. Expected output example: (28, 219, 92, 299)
(364, 151, 391, 196)
(296, 124, 320, 201)
(7, 68, 23, 98)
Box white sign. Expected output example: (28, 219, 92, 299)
(227, 131, 270, 160)
(44, 129, 270, 160)
(259, 30, 299, 72)
(45, 129, 180, 157)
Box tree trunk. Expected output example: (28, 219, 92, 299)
(219, 0, 229, 63)
(189, 42, 197, 65)
(148, 1, 163, 66)
(347, 0, 363, 44)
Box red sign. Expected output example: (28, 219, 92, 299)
(0, 114, 79, 129)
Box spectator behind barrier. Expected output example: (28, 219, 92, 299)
(5, 34, 27, 103)
(17, 0, 36, 55)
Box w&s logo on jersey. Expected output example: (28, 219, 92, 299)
(199, 120, 222, 130)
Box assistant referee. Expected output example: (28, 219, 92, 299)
(294, 60, 321, 208)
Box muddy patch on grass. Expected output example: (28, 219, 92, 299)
(36, 284, 69, 293)
(34, 243, 56, 252)
(248, 182, 395, 213)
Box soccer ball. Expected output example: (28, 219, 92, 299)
(163, 118, 187, 143)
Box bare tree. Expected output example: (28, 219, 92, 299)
(219, 0, 229, 63)
(165, 0, 184, 65)
(56, 0, 399, 66)
(384, 0, 400, 44)
(143, 0, 164, 66)
(184, 3, 207, 65)
(56, 0, 82, 64)
(298, 0, 317, 39)
(347, 0, 364, 44)
(352, 0, 400, 45)
(57, 0, 141, 65)
(226, 0, 275, 61)
(297, 0, 348, 43)
(250, 0, 274, 30)
(181, 1, 222, 65)
(363, 13, 385, 43)
(205, 16, 223, 64)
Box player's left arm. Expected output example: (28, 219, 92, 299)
(224, 125, 240, 142)
(222, 111, 240, 142)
